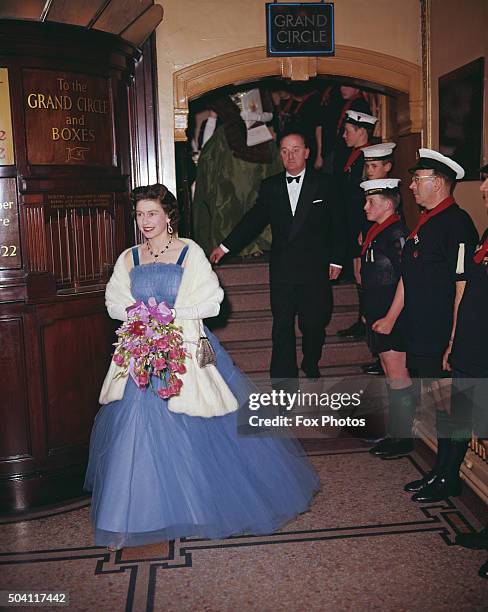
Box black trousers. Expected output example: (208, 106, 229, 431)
(269, 281, 332, 379)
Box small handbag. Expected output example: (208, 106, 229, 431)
(195, 322, 216, 368)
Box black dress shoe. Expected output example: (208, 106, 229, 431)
(337, 320, 366, 339)
(411, 476, 462, 503)
(455, 526, 488, 550)
(479, 558, 488, 580)
(378, 438, 413, 459)
(404, 471, 437, 492)
(301, 365, 321, 379)
(362, 360, 384, 375)
(369, 437, 398, 456)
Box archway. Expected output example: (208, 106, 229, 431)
(173, 44, 422, 141)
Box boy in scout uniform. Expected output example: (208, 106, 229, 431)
(337, 111, 378, 340)
(360, 142, 397, 375)
(358, 178, 414, 459)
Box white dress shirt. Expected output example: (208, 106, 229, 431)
(286, 168, 306, 216)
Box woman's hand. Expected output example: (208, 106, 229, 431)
(442, 342, 453, 371)
(372, 317, 394, 335)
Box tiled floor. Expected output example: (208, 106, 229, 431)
(1, 443, 487, 612)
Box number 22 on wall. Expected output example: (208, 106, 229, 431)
(1, 245, 16, 256)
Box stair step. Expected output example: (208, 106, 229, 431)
(215, 260, 269, 286)
(219, 282, 358, 313)
(209, 305, 359, 341)
(220, 337, 372, 373)
(248, 363, 372, 380)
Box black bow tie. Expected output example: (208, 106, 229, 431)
(287, 175, 301, 184)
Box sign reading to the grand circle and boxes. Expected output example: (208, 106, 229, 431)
(23, 69, 114, 166)
(266, 2, 334, 57)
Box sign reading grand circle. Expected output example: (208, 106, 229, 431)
(266, 2, 334, 57)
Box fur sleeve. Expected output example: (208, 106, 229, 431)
(105, 248, 135, 321)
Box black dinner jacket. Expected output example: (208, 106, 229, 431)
(223, 170, 346, 284)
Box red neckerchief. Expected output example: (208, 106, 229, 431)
(336, 92, 363, 135)
(283, 91, 316, 116)
(407, 196, 456, 241)
(343, 143, 369, 173)
(473, 234, 488, 264)
(361, 214, 401, 256)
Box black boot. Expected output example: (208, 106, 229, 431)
(404, 437, 451, 492)
(411, 439, 468, 502)
(456, 525, 488, 550)
(377, 386, 415, 459)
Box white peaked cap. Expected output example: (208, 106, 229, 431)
(360, 178, 401, 195)
(345, 110, 378, 126)
(409, 148, 465, 180)
(362, 142, 396, 160)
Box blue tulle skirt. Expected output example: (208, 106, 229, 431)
(84, 330, 319, 548)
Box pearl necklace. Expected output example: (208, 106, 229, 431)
(146, 235, 172, 259)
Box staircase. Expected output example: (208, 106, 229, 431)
(209, 258, 372, 377)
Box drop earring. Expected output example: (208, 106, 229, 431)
(167, 221, 174, 235)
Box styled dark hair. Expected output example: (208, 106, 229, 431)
(131, 183, 179, 230)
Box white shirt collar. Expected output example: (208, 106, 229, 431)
(286, 167, 306, 181)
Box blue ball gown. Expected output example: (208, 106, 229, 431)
(84, 246, 319, 548)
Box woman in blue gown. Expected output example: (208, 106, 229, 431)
(84, 184, 319, 550)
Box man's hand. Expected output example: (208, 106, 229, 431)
(329, 265, 341, 281)
(209, 246, 225, 264)
(372, 317, 393, 335)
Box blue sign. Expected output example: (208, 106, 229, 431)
(266, 3, 334, 57)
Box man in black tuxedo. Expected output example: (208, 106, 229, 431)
(210, 132, 345, 380)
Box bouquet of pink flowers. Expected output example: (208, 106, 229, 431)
(112, 297, 187, 399)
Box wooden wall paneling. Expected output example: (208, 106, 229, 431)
(46, 0, 110, 27)
(0, 317, 32, 461)
(128, 35, 160, 188)
(92, 0, 153, 36)
(0, 1, 46, 21)
(393, 132, 421, 230)
(20, 196, 48, 273)
(40, 306, 113, 456)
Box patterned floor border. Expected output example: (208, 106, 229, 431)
(0, 450, 483, 612)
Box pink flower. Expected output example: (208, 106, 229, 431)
(139, 344, 150, 356)
(176, 363, 186, 374)
(113, 353, 125, 366)
(157, 387, 171, 399)
(153, 357, 167, 371)
(155, 337, 169, 350)
(136, 372, 149, 387)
